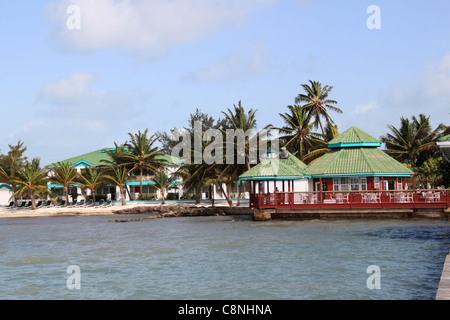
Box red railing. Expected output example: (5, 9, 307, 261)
(249, 189, 450, 209)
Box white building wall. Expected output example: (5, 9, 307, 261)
(0, 188, 13, 206)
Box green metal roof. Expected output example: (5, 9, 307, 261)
(240, 159, 307, 181)
(328, 126, 381, 148)
(0, 184, 12, 190)
(306, 147, 414, 177)
(438, 134, 450, 142)
(239, 152, 309, 181)
(281, 151, 308, 170)
(48, 148, 183, 168)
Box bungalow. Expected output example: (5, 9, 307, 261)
(306, 126, 414, 193)
(46, 147, 238, 203)
(0, 184, 13, 206)
(47, 148, 184, 202)
(240, 126, 449, 209)
(239, 147, 310, 208)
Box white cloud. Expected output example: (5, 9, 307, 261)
(184, 42, 266, 82)
(38, 72, 96, 105)
(385, 53, 450, 117)
(38, 72, 146, 118)
(22, 72, 152, 164)
(46, 0, 276, 59)
(341, 53, 450, 141)
(352, 101, 379, 115)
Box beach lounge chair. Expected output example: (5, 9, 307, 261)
(15, 201, 26, 209)
(94, 199, 104, 207)
(103, 200, 112, 207)
(41, 200, 52, 208)
(83, 199, 94, 207)
(34, 200, 43, 209)
(55, 200, 67, 207)
(23, 201, 32, 209)
(76, 199, 85, 207)
(67, 200, 78, 208)
(6, 201, 14, 209)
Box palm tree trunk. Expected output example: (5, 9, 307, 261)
(195, 185, 201, 204)
(120, 186, 126, 205)
(218, 182, 233, 207)
(12, 186, 17, 208)
(30, 191, 36, 210)
(318, 116, 325, 136)
(237, 183, 241, 206)
(65, 186, 69, 205)
(139, 167, 143, 201)
(161, 189, 165, 204)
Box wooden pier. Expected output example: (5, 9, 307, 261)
(436, 254, 450, 300)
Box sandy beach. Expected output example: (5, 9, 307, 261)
(0, 200, 239, 219)
(0, 203, 143, 218)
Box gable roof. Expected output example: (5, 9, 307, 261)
(327, 126, 381, 148)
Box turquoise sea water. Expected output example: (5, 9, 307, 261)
(0, 215, 449, 300)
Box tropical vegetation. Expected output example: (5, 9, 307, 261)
(0, 80, 449, 210)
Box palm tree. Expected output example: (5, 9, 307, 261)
(103, 165, 129, 205)
(176, 163, 206, 204)
(380, 114, 445, 167)
(275, 105, 322, 160)
(220, 101, 267, 206)
(78, 167, 104, 204)
(0, 141, 28, 207)
(124, 129, 167, 199)
(295, 80, 342, 135)
(152, 169, 178, 204)
(12, 158, 48, 210)
(221, 101, 264, 168)
(302, 123, 339, 164)
(48, 161, 79, 205)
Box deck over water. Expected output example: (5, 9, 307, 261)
(436, 254, 450, 300)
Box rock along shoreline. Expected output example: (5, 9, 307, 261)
(109, 204, 227, 223)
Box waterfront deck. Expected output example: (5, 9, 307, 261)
(436, 254, 450, 300)
(250, 189, 450, 210)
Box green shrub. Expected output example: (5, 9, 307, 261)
(166, 193, 178, 200)
(180, 193, 196, 200)
(138, 193, 157, 201)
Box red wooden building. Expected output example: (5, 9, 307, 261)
(240, 127, 450, 210)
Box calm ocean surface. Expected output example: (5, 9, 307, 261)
(0, 215, 449, 300)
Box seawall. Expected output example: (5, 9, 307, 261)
(253, 208, 449, 221)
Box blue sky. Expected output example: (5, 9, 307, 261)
(1, 0, 449, 165)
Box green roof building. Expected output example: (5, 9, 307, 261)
(239, 148, 311, 208)
(46, 148, 184, 202)
(306, 127, 414, 192)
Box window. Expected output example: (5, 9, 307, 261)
(340, 177, 349, 191)
(397, 177, 402, 190)
(360, 178, 367, 191)
(374, 177, 380, 189)
(351, 177, 359, 191)
(333, 178, 339, 191)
